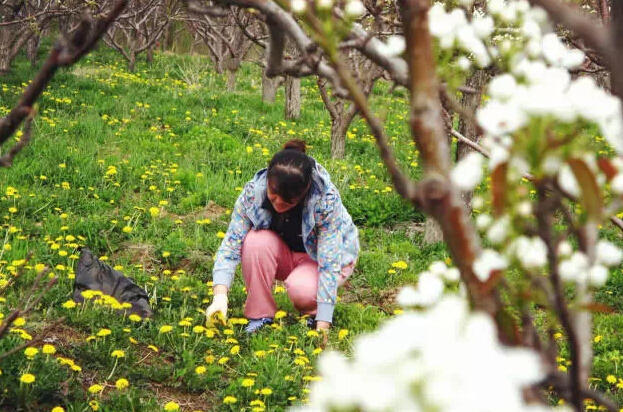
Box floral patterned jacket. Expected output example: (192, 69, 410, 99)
(212, 160, 360, 323)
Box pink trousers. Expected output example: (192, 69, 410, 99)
(241, 230, 354, 319)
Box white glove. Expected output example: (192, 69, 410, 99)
(205, 293, 228, 324)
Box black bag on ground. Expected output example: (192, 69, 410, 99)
(73, 248, 153, 318)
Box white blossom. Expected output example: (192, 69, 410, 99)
(512, 236, 547, 269)
(397, 286, 420, 307)
(489, 145, 510, 169)
(429, 261, 447, 276)
(557, 241, 572, 257)
(457, 56, 472, 71)
(472, 196, 484, 209)
(488, 74, 517, 101)
(596, 240, 623, 267)
(443, 267, 461, 282)
(345, 0, 365, 16)
(473, 249, 508, 281)
(415, 272, 445, 306)
(559, 251, 589, 283)
(486, 215, 510, 244)
(477, 100, 527, 137)
(611, 173, 623, 195)
(521, 19, 541, 40)
(451, 152, 484, 191)
(541, 33, 585, 69)
(516, 201, 532, 217)
(542, 155, 562, 175)
(298, 296, 550, 412)
(384, 36, 406, 57)
(557, 164, 580, 197)
(317, 0, 332, 9)
(476, 213, 493, 230)
(472, 14, 494, 39)
(588, 265, 609, 287)
(290, 0, 307, 13)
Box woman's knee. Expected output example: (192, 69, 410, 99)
(285, 276, 317, 311)
(242, 230, 282, 255)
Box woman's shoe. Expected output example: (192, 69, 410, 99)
(245, 317, 273, 333)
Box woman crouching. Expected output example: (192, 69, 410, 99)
(205, 139, 359, 333)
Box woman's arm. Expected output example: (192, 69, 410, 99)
(212, 186, 253, 289)
(314, 192, 343, 325)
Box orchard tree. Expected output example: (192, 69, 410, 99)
(0, 0, 127, 166)
(183, 0, 623, 409)
(104, 0, 173, 71)
(0, 0, 84, 73)
(183, 7, 257, 90)
(317, 49, 384, 158)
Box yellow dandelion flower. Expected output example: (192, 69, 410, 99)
(42, 344, 56, 355)
(391, 260, 408, 270)
(260, 387, 272, 396)
(24, 347, 39, 358)
(111, 350, 125, 358)
(607, 375, 617, 384)
(128, 314, 142, 322)
(13, 317, 26, 327)
(159, 325, 173, 333)
(51, 407, 65, 412)
(122, 226, 132, 233)
(62, 300, 77, 309)
(230, 345, 240, 355)
(195, 366, 207, 375)
(115, 378, 129, 390)
(338, 329, 349, 340)
(218, 356, 230, 365)
(147, 345, 159, 352)
(96, 328, 111, 337)
(216, 231, 226, 238)
(241, 378, 255, 387)
(163, 401, 180, 411)
(20, 373, 35, 384)
(223, 396, 237, 404)
(88, 384, 104, 394)
(274, 310, 287, 320)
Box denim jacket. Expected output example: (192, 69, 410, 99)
(212, 160, 360, 323)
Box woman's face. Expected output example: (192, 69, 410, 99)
(266, 182, 308, 213)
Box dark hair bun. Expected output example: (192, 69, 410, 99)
(283, 139, 306, 153)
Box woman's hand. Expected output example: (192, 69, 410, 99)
(206, 286, 229, 324)
(316, 320, 331, 331)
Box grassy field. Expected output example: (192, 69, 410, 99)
(1, 45, 623, 411)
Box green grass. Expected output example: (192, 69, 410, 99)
(2, 44, 623, 411)
(0, 46, 429, 411)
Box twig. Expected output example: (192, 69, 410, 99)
(0, 318, 66, 361)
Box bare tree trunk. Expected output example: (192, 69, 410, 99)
(128, 52, 136, 72)
(262, 71, 279, 103)
(423, 217, 444, 244)
(456, 69, 488, 211)
(330, 116, 349, 158)
(226, 69, 236, 91)
(285, 76, 301, 120)
(146, 46, 154, 64)
(26, 35, 40, 68)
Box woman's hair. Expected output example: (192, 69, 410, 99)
(267, 139, 314, 203)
